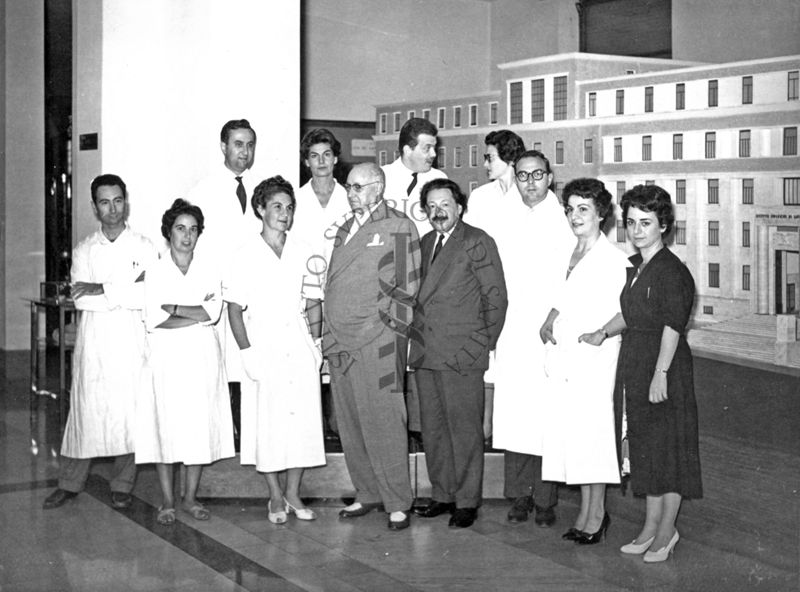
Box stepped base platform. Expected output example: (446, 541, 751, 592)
(198, 452, 506, 500)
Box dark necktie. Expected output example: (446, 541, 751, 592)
(406, 172, 418, 196)
(235, 176, 247, 213)
(431, 233, 444, 263)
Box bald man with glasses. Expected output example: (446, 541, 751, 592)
(323, 163, 421, 531)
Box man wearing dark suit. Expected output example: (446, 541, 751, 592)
(409, 178, 508, 528)
(323, 163, 421, 531)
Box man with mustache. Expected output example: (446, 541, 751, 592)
(188, 119, 261, 451)
(409, 178, 507, 529)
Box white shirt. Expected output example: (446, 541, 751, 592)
(381, 157, 447, 236)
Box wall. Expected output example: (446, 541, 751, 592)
(489, 0, 579, 89)
(2, 0, 45, 350)
(672, 0, 800, 63)
(302, 0, 492, 122)
(73, 0, 301, 247)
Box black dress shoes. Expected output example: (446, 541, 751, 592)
(562, 527, 582, 541)
(338, 502, 383, 518)
(534, 505, 556, 528)
(507, 495, 534, 523)
(414, 501, 455, 518)
(448, 508, 478, 528)
(42, 488, 78, 510)
(388, 511, 410, 530)
(111, 492, 133, 509)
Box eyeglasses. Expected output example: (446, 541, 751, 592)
(344, 181, 380, 193)
(483, 154, 495, 163)
(515, 169, 547, 183)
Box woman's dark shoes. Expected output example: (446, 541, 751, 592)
(448, 508, 478, 528)
(576, 513, 610, 545)
(414, 501, 455, 518)
(42, 488, 78, 510)
(562, 527, 583, 541)
(338, 502, 383, 518)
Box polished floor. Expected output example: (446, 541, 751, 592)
(1, 351, 798, 591)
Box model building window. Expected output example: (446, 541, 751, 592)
(531, 78, 545, 122)
(553, 76, 567, 121)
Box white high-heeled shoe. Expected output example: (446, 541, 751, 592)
(620, 536, 654, 554)
(267, 500, 287, 524)
(643, 531, 679, 563)
(284, 497, 317, 521)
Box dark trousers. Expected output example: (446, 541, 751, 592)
(58, 453, 136, 494)
(503, 450, 558, 509)
(417, 368, 484, 508)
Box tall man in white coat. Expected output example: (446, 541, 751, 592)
(187, 119, 262, 449)
(43, 174, 157, 510)
(490, 150, 575, 526)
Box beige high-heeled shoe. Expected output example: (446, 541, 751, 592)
(267, 499, 287, 524)
(620, 536, 654, 554)
(643, 531, 679, 563)
(284, 497, 316, 521)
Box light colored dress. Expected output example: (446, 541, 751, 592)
(291, 180, 351, 268)
(62, 227, 157, 458)
(224, 233, 326, 473)
(491, 190, 575, 456)
(136, 253, 234, 465)
(541, 234, 629, 484)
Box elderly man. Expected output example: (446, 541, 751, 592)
(381, 117, 447, 236)
(43, 174, 157, 510)
(188, 118, 261, 449)
(491, 150, 575, 526)
(409, 178, 507, 529)
(323, 163, 421, 530)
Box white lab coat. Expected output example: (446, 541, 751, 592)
(61, 227, 157, 458)
(491, 191, 574, 456)
(224, 233, 326, 473)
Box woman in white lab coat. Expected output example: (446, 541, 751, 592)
(226, 176, 326, 524)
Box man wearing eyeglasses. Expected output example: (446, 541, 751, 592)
(381, 117, 447, 237)
(490, 150, 574, 527)
(324, 163, 421, 531)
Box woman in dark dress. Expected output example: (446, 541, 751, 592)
(597, 184, 702, 563)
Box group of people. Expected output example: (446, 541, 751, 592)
(42, 116, 702, 563)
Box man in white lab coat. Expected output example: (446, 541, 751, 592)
(43, 174, 157, 509)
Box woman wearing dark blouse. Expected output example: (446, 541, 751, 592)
(594, 184, 702, 563)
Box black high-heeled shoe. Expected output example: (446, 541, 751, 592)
(576, 513, 610, 545)
(562, 527, 582, 541)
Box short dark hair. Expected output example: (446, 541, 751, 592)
(301, 128, 341, 160)
(91, 174, 126, 203)
(562, 178, 614, 227)
(485, 130, 525, 165)
(513, 149, 552, 174)
(620, 184, 675, 235)
(220, 119, 257, 144)
(251, 175, 296, 220)
(161, 199, 205, 240)
(419, 178, 467, 218)
(398, 117, 438, 153)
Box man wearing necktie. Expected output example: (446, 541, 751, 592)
(187, 119, 261, 450)
(409, 178, 508, 529)
(381, 117, 447, 237)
